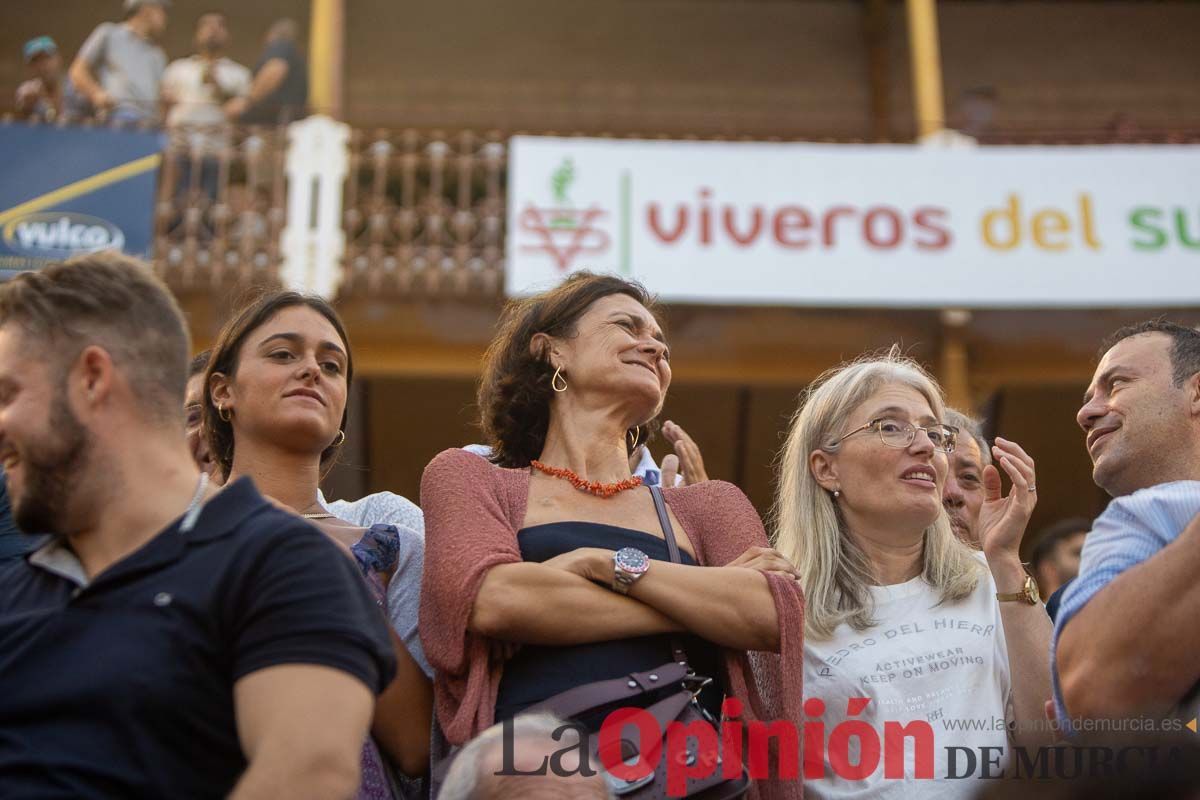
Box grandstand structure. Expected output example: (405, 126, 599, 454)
(3, 0, 1199, 535)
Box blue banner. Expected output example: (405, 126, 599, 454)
(0, 123, 164, 278)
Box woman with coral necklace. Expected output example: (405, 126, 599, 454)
(419, 273, 805, 799)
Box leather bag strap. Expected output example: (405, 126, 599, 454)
(649, 485, 691, 668)
(526, 661, 689, 720)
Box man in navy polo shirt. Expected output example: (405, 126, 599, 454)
(0, 253, 396, 799)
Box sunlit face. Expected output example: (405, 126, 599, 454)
(552, 294, 671, 425)
(0, 327, 91, 534)
(1078, 333, 1190, 497)
(820, 383, 949, 536)
(213, 306, 349, 460)
(195, 13, 228, 52)
(184, 372, 216, 477)
(943, 434, 985, 546)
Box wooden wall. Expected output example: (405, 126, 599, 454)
(920, 2, 1200, 134)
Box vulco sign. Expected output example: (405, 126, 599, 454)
(505, 136, 1200, 307)
(3, 212, 126, 260)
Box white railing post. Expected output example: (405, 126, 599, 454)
(280, 114, 350, 299)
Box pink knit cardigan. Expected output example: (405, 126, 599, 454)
(418, 448, 804, 799)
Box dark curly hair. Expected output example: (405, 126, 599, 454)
(478, 272, 662, 468)
(202, 291, 353, 480)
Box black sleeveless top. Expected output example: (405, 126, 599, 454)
(493, 521, 725, 729)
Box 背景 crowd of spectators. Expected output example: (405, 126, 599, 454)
(13, 1, 308, 134)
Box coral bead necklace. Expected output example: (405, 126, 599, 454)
(530, 459, 643, 498)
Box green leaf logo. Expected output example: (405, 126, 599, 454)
(551, 158, 575, 206)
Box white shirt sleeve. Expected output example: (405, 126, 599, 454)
(160, 59, 185, 101)
(229, 63, 252, 97)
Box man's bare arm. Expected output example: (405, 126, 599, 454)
(68, 56, 110, 110)
(229, 664, 374, 800)
(226, 58, 288, 119)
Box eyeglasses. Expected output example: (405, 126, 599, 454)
(833, 417, 957, 453)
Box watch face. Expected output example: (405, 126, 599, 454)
(615, 547, 650, 575)
(1025, 574, 1041, 603)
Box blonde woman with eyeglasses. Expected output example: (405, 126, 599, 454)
(772, 350, 1052, 797)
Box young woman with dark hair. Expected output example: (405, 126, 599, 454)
(202, 291, 432, 798)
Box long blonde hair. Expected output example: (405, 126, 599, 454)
(771, 349, 981, 639)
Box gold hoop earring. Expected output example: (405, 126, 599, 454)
(218, 405, 232, 423)
(331, 430, 346, 447)
(551, 366, 568, 393)
(628, 425, 641, 451)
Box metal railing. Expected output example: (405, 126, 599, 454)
(339, 129, 507, 299)
(151, 125, 508, 299)
(153, 125, 287, 293)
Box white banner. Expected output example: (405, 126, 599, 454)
(506, 136, 1200, 307)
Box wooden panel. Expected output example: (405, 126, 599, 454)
(656, 383, 742, 484)
(742, 385, 808, 518)
(343, 0, 870, 137)
(989, 383, 1109, 558)
(366, 376, 480, 506)
(889, 2, 1200, 136)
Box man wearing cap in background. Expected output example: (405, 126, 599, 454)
(68, 0, 168, 125)
(14, 37, 63, 122)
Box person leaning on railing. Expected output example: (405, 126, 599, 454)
(224, 18, 308, 126)
(68, 0, 168, 125)
(160, 11, 251, 205)
(14, 36, 64, 122)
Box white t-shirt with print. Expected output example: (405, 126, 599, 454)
(162, 55, 251, 152)
(803, 554, 1012, 799)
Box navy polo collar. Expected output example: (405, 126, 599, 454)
(187, 477, 269, 542)
(25, 477, 268, 590)
(28, 537, 89, 588)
